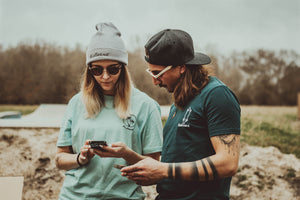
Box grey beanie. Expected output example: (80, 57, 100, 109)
(86, 22, 128, 65)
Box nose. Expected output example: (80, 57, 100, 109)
(102, 70, 110, 79)
(152, 77, 161, 85)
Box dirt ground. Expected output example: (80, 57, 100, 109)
(0, 128, 299, 200)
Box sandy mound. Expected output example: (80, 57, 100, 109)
(0, 128, 299, 200)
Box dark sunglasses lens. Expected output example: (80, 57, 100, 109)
(151, 71, 160, 75)
(107, 66, 121, 75)
(90, 67, 103, 76)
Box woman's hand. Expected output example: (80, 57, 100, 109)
(78, 140, 95, 165)
(92, 142, 130, 158)
(92, 142, 147, 164)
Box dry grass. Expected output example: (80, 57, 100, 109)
(241, 106, 300, 158)
(0, 105, 39, 115)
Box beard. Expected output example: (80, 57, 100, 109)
(159, 83, 174, 93)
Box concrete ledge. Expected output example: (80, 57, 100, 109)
(0, 104, 66, 128)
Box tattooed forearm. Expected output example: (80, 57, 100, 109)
(175, 163, 183, 180)
(169, 162, 200, 181)
(168, 163, 173, 179)
(206, 157, 219, 180)
(201, 159, 209, 181)
(190, 162, 200, 181)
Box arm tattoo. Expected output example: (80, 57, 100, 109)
(168, 163, 173, 179)
(175, 163, 183, 180)
(191, 161, 200, 181)
(218, 135, 237, 155)
(206, 157, 219, 180)
(218, 135, 236, 146)
(201, 159, 209, 181)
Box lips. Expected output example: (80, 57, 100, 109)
(101, 82, 111, 85)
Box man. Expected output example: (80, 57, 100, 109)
(121, 29, 241, 200)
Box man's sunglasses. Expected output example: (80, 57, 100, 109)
(145, 65, 172, 79)
(88, 63, 123, 76)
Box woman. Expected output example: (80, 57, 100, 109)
(55, 22, 163, 200)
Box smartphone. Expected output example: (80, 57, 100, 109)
(89, 141, 108, 151)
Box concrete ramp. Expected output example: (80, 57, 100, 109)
(0, 104, 67, 128)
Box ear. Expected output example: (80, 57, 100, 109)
(179, 65, 186, 74)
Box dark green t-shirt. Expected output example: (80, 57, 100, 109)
(157, 76, 241, 200)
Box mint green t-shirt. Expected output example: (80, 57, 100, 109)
(57, 88, 163, 200)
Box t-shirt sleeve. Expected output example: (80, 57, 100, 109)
(205, 86, 241, 137)
(56, 98, 74, 147)
(141, 101, 163, 155)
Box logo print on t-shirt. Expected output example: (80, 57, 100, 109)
(178, 107, 192, 127)
(123, 114, 137, 130)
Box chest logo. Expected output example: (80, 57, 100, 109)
(178, 107, 192, 128)
(123, 114, 137, 130)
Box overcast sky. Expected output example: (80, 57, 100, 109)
(1, 0, 299, 54)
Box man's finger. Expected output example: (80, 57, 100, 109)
(121, 165, 139, 173)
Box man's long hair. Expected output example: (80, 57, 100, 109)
(173, 64, 209, 109)
(81, 64, 132, 119)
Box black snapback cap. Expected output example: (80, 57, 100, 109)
(144, 29, 211, 66)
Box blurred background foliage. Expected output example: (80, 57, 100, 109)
(0, 42, 299, 105)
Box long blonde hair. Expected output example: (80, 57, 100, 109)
(81, 64, 132, 119)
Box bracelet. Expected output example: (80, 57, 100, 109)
(76, 153, 83, 167)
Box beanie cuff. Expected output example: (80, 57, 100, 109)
(86, 48, 128, 65)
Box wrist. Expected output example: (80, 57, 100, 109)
(122, 148, 138, 163)
(163, 162, 172, 179)
(76, 153, 83, 167)
(77, 153, 89, 167)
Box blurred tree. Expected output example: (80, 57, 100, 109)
(237, 49, 299, 105)
(0, 42, 299, 106)
(278, 61, 300, 105)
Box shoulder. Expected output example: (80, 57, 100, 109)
(68, 92, 82, 104)
(66, 92, 85, 111)
(201, 77, 239, 103)
(202, 76, 227, 92)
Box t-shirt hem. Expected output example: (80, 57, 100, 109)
(57, 140, 72, 147)
(209, 129, 240, 137)
(143, 147, 162, 155)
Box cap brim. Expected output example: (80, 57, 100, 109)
(186, 52, 211, 65)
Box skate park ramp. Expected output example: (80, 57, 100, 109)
(0, 104, 67, 128)
(0, 104, 170, 128)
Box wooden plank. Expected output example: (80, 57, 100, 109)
(0, 177, 24, 200)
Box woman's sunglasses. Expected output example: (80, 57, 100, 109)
(88, 63, 123, 76)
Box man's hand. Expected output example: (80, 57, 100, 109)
(121, 157, 168, 186)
